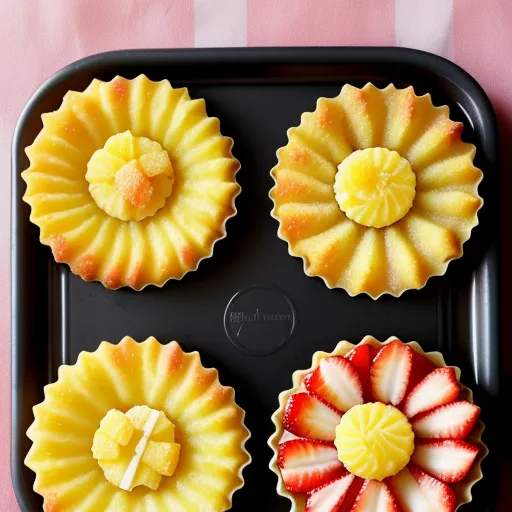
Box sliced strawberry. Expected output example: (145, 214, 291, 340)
(409, 464, 456, 512)
(370, 340, 413, 405)
(339, 477, 365, 512)
(284, 393, 342, 441)
(351, 480, 400, 511)
(411, 400, 480, 439)
(279, 430, 299, 444)
(345, 345, 372, 401)
(407, 350, 437, 396)
(370, 345, 381, 361)
(388, 467, 441, 512)
(305, 474, 355, 511)
(403, 367, 460, 418)
(411, 439, 479, 483)
(304, 356, 363, 412)
(278, 439, 345, 493)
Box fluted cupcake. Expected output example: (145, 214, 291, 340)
(269, 336, 486, 511)
(25, 336, 251, 511)
(22, 75, 240, 290)
(270, 83, 483, 298)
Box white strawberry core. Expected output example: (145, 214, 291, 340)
(389, 468, 435, 512)
(412, 401, 477, 438)
(307, 474, 355, 510)
(356, 480, 396, 509)
(318, 358, 363, 411)
(285, 444, 339, 469)
(411, 442, 477, 481)
(372, 345, 411, 405)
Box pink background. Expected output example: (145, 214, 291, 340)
(1, 1, 510, 509)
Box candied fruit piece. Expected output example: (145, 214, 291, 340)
(99, 409, 134, 446)
(115, 161, 154, 207)
(92, 406, 179, 491)
(142, 440, 181, 476)
(132, 462, 162, 490)
(86, 131, 174, 221)
(104, 131, 134, 160)
(91, 431, 120, 460)
(139, 151, 172, 177)
(125, 405, 175, 441)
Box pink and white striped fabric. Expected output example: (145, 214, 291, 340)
(1, 1, 510, 509)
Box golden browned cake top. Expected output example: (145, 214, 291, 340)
(25, 336, 251, 511)
(22, 75, 240, 290)
(271, 83, 482, 298)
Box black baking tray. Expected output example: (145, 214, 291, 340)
(12, 47, 500, 511)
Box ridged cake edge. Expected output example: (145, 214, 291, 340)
(169, 337, 253, 511)
(25, 336, 252, 511)
(22, 76, 242, 291)
(268, 85, 484, 300)
(27, 145, 241, 292)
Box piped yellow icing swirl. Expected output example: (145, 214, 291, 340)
(334, 402, 414, 481)
(334, 147, 416, 228)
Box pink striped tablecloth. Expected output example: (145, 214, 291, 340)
(2, 1, 510, 510)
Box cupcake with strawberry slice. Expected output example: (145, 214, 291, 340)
(268, 336, 486, 511)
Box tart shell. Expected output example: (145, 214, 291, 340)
(268, 335, 487, 511)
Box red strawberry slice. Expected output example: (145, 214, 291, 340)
(370, 340, 413, 405)
(304, 356, 363, 412)
(278, 439, 345, 493)
(345, 345, 372, 401)
(403, 367, 460, 418)
(370, 345, 381, 361)
(406, 350, 437, 396)
(339, 477, 365, 512)
(305, 474, 355, 511)
(388, 467, 443, 512)
(411, 400, 480, 439)
(409, 464, 456, 512)
(284, 393, 342, 441)
(351, 480, 400, 511)
(411, 439, 479, 483)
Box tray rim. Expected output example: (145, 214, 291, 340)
(11, 46, 501, 512)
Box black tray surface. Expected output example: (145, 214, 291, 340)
(12, 47, 500, 511)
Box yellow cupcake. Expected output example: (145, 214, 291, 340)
(25, 336, 251, 511)
(270, 83, 483, 298)
(22, 75, 240, 290)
